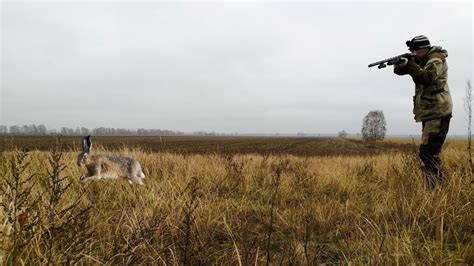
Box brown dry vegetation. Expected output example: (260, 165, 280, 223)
(1, 137, 473, 264)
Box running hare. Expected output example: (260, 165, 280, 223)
(77, 135, 145, 185)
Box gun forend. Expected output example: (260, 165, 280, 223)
(368, 53, 412, 69)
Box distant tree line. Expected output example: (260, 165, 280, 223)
(192, 131, 229, 136)
(0, 124, 185, 136)
(0, 124, 48, 135)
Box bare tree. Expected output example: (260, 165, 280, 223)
(0, 125, 7, 134)
(38, 125, 47, 135)
(80, 127, 90, 135)
(9, 125, 20, 134)
(338, 130, 348, 138)
(464, 80, 472, 172)
(362, 110, 386, 142)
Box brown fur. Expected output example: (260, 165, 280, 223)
(78, 153, 145, 185)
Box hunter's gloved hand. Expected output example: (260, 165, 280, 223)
(394, 57, 408, 68)
(393, 54, 415, 76)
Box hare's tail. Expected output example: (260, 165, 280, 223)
(138, 170, 145, 179)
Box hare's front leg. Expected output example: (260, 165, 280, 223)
(80, 166, 101, 182)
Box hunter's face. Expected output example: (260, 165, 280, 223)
(413, 48, 428, 58)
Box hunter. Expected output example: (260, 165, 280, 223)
(393, 35, 453, 188)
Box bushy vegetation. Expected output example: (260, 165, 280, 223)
(1, 139, 473, 264)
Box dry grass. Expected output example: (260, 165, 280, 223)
(1, 139, 473, 264)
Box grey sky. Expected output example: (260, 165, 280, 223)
(1, 1, 472, 134)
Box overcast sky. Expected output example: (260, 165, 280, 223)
(1, 1, 472, 135)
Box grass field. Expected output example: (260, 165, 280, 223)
(1, 136, 473, 264)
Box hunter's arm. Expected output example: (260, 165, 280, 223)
(394, 63, 410, 75)
(405, 56, 444, 85)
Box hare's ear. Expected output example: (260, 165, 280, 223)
(82, 135, 92, 153)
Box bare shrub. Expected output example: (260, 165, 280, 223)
(39, 150, 92, 264)
(265, 159, 290, 265)
(178, 176, 201, 265)
(0, 151, 41, 264)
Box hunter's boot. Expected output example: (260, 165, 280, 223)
(422, 156, 444, 189)
(420, 150, 443, 189)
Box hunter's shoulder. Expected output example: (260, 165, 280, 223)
(427, 52, 446, 61)
(427, 46, 448, 62)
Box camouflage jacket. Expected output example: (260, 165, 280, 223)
(394, 46, 453, 122)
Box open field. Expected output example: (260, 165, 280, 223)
(1, 136, 473, 264)
(0, 135, 416, 157)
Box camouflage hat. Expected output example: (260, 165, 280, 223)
(406, 35, 431, 51)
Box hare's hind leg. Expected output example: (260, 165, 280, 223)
(81, 174, 102, 182)
(129, 175, 144, 185)
(135, 178, 144, 185)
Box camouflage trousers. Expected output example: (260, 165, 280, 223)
(419, 116, 451, 188)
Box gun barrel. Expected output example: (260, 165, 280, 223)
(368, 61, 385, 68)
(368, 55, 401, 68)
